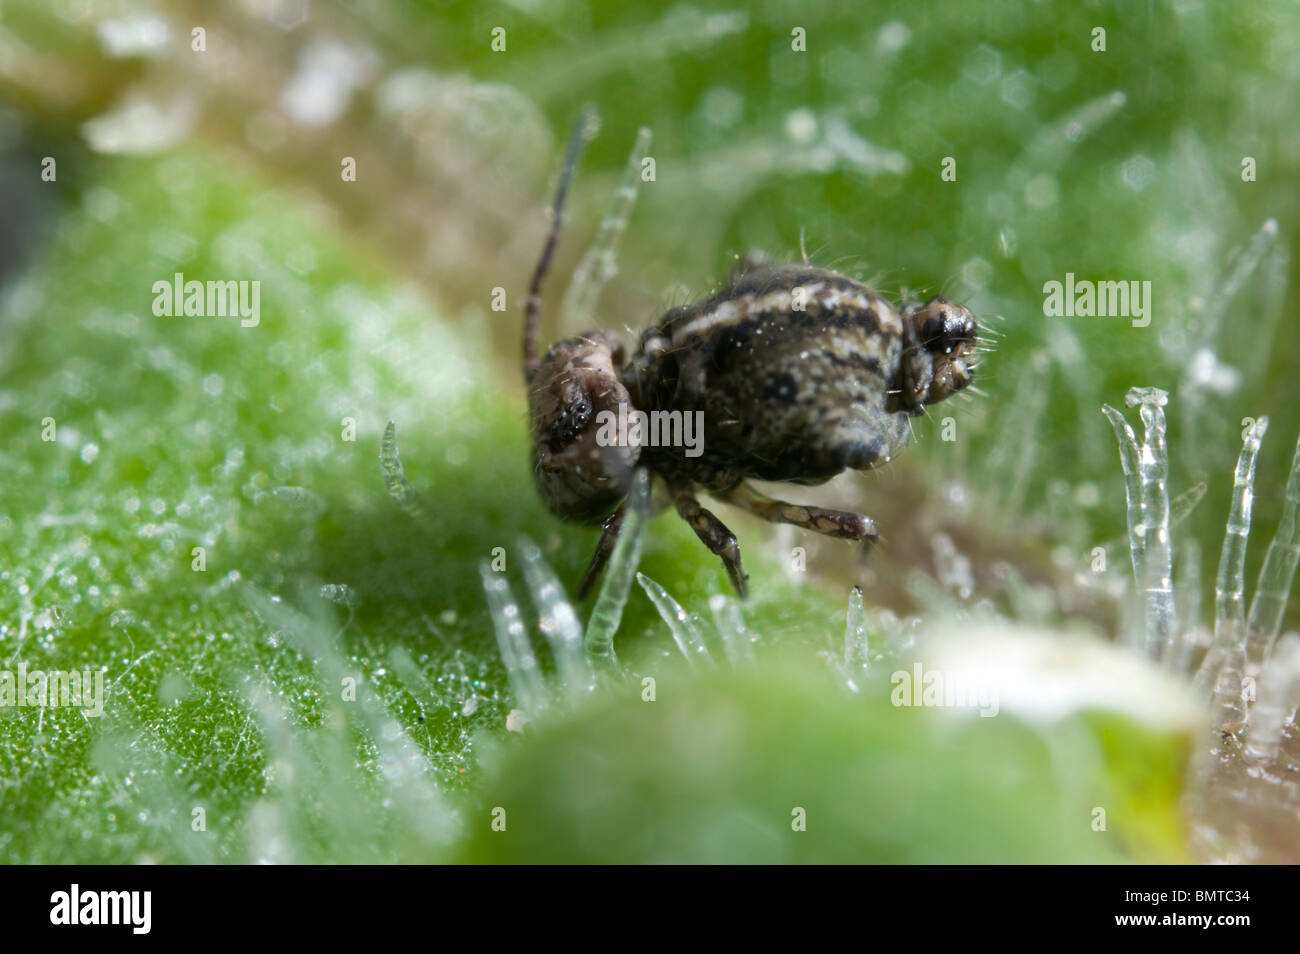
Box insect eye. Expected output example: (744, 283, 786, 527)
(919, 303, 977, 351)
(920, 315, 947, 344)
(550, 395, 592, 446)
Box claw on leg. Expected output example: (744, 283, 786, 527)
(719, 482, 879, 545)
(670, 481, 748, 598)
(577, 503, 627, 599)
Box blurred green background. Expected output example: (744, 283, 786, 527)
(0, 0, 1297, 862)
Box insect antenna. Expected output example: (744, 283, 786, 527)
(523, 109, 596, 382)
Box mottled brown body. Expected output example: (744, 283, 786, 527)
(625, 262, 914, 492)
(522, 117, 979, 598)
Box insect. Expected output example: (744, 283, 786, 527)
(524, 116, 979, 598)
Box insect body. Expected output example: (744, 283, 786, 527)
(524, 119, 978, 598)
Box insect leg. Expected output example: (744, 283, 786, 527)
(669, 481, 748, 598)
(576, 502, 627, 599)
(523, 110, 595, 381)
(719, 482, 879, 544)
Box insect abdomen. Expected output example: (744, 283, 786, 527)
(635, 267, 913, 486)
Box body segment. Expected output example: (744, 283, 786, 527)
(625, 262, 914, 491)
